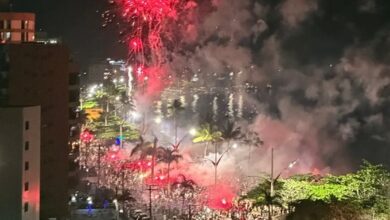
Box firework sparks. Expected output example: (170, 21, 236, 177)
(105, 0, 197, 97)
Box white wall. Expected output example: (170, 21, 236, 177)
(0, 106, 40, 220)
(22, 106, 41, 220)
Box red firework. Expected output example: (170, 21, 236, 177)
(104, 146, 126, 165)
(123, 159, 152, 172)
(114, 0, 184, 55)
(80, 130, 94, 143)
(145, 173, 170, 186)
(134, 65, 173, 98)
(110, 0, 197, 96)
(205, 184, 236, 211)
(129, 37, 144, 52)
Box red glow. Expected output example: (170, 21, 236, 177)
(135, 65, 172, 97)
(104, 146, 126, 164)
(145, 172, 170, 186)
(129, 37, 143, 52)
(119, 0, 180, 21)
(115, 0, 182, 56)
(312, 167, 321, 176)
(135, 65, 145, 78)
(123, 159, 152, 172)
(80, 130, 94, 143)
(112, 0, 197, 97)
(205, 184, 236, 211)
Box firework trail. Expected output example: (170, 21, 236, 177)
(104, 0, 198, 97)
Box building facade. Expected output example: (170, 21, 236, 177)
(0, 12, 35, 43)
(0, 106, 41, 220)
(0, 43, 79, 220)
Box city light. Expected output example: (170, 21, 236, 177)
(87, 196, 93, 205)
(189, 128, 197, 136)
(288, 160, 298, 169)
(69, 1, 390, 220)
(154, 116, 162, 124)
(130, 111, 141, 120)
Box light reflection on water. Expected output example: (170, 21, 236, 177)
(228, 93, 234, 119)
(238, 94, 243, 118)
(156, 88, 255, 124)
(212, 96, 218, 122)
(192, 94, 199, 113)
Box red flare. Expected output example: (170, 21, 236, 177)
(80, 130, 94, 143)
(205, 184, 236, 211)
(129, 37, 143, 52)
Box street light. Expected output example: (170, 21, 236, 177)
(189, 128, 197, 136)
(87, 196, 93, 205)
(131, 111, 141, 120)
(154, 116, 162, 124)
(204, 144, 235, 186)
(269, 148, 298, 220)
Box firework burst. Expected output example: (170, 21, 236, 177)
(103, 0, 198, 97)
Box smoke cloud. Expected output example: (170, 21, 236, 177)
(164, 0, 390, 176)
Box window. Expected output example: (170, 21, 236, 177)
(4, 20, 11, 29)
(69, 90, 79, 103)
(24, 182, 29, 191)
(1, 32, 11, 41)
(24, 161, 29, 171)
(21, 32, 28, 41)
(69, 72, 79, 85)
(24, 202, 29, 212)
(24, 141, 29, 151)
(21, 20, 28, 29)
(25, 121, 29, 130)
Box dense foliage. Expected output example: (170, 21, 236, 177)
(244, 161, 390, 219)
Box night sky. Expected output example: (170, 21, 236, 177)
(1, 0, 389, 70)
(0, 0, 126, 69)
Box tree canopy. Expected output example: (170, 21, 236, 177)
(244, 161, 390, 219)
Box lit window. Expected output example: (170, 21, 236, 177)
(1, 32, 11, 41)
(22, 20, 29, 29)
(5, 20, 11, 29)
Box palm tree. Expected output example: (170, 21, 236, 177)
(171, 175, 196, 216)
(262, 191, 283, 220)
(220, 120, 243, 148)
(204, 141, 230, 186)
(95, 86, 118, 126)
(87, 112, 139, 143)
(192, 124, 222, 157)
(157, 147, 183, 193)
(130, 136, 154, 158)
(243, 130, 264, 166)
(131, 136, 162, 181)
(170, 136, 185, 152)
(169, 99, 185, 145)
(244, 179, 283, 220)
(171, 174, 196, 191)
